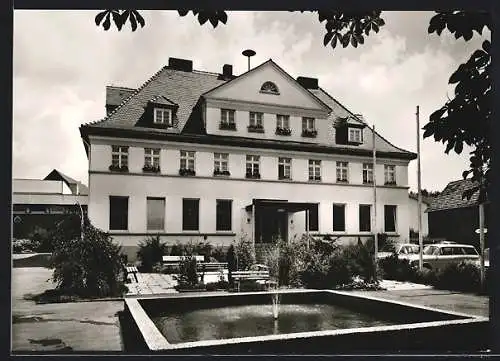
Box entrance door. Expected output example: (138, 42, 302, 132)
(256, 208, 288, 243)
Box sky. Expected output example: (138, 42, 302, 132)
(13, 10, 490, 192)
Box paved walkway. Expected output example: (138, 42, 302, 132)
(378, 279, 433, 291)
(125, 273, 178, 296)
(12, 267, 124, 352)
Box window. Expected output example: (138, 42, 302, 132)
(276, 114, 290, 129)
(278, 157, 291, 180)
(180, 150, 195, 170)
(333, 204, 346, 232)
(308, 160, 321, 181)
(305, 204, 319, 231)
(363, 163, 374, 184)
(246, 155, 260, 178)
(111, 145, 128, 168)
(348, 128, 363, 143)
(154, 108, 172, 126)
(182, 199, 199, 231)
(384, 205, 397, 233)
(216, 200, 232, 231)
(384, 165, 396, 185)
(109, 196, 128, 230)
(214, 153, 229, 174)
(302, 117, 315, 131)
(336, 161, 349, 182)
(359, 205, 371, 232)
(260, 81, 279, 94)
(249, 112, 263, 127)
(147, 197, 165, 230)
(144, 148, 160, 170)
(220, 109, 236, 130)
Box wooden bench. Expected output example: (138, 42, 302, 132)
(162, 255, 205, 272)
(197, 262, 228, 273)
(231, 270, 275, 292)
(126, 266, 139, 283)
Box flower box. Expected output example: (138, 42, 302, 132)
(248, 124, 264, 133)
(214, 169, 231, 177)
(309, 176, 322, 181)
(142, 165, 161, 173)
(246, 172, 261, 179)
(219, 122, 237, 130)
(384, 181, 397, 186)
(302, 129, 318, 138)
(179, 168, 196, 176)
(275, 127, 292, 136)
(109, 165, 129, 172)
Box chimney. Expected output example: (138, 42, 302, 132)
(168, 57, 193, 72)
(297, 76, 319, 90)
(222, 64, 233, 77)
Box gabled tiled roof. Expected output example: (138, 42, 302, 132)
(87, 67, 228, 133)
(148, 95, 178, 107)
(106, 86, 136, 107)
(309, 88, 415, 156)
(426, 179, 480, 212)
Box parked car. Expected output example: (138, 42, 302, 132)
(378, 243, 421, 260)
(406, 243, 479, 271)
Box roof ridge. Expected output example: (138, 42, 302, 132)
(192, 69, 223, 77)
(106, 85, 136, 91)
(84, 66, 168, 127)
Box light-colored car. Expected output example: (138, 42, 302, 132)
(406, 243, 479, 271)
(378, 243, 421, 260)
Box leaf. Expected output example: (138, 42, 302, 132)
(376, 17, 385, 26)
(103, 13, 111, 30)
(482, 40, 491, 53)
(331, 34, 338, 49)
(341, 34, 350, 48)
(351, 35, 358, 47)
(111, 11, 123, 30)
(219, 11, 228, 24)
(449, 64, 465, 84)
(323, 32, 334, 46)
(454, 140, 464, 154)
(95, 10, 108, 26)
(372, 24, 379, 33)
(132, 10, 145, 28)
(429, 106, 447, 122)
(462, 170, 471, 179)
(357, 34, 365, 44)
(129, 12, 138, 31)
(178, 10, 189, 16)
(198, 13, 208, 25)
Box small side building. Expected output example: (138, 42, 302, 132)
(408, 192, 430, 241)
(426, 179, 489, 248)
(12, 169, 88, 239)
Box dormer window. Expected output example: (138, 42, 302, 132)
(348, 128, 363, 143)
(260, 81, 280, 95)
(154, 108, 172, 126)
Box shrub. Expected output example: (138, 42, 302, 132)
(433, 261, 481, 292)
(174, 255, 201, 289)
(169, 241, 185, 256)
(205, 280, 229, 291)
(137, 236, 167, 272)
(379, 253, 420, 282)
(51, 217, 126, 298)
(234, 235, 255, 271)
(211, 245, 227, 262)
(13, 239, 41, 253)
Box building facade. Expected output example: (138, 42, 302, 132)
(80, 58, 417, 260)
(408, 192, 430, 239)
(13, 169, 88, 239)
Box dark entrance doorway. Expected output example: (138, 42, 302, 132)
(255, 207, 288, 243)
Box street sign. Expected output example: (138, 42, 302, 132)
(475, 228, 488, 234)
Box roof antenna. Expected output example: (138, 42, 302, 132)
(242, 49, 256, 71)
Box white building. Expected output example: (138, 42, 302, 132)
(80, 57, 417, 261)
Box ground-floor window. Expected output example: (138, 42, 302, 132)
(359, 204, 371, 232)
(332, 204, 346, 231)
(384, 205, 397, 232)
(305, 204, 319, 231)
(147, 197, 165, 230)
(216, 199, 232, 231)
(183, 198, 199, 231)
(109, 196, 128, 230)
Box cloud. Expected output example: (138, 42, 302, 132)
(13, 10, 490, 193)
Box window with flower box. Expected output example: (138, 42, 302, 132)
(348, 128, 363, 143)
(384, 165, 396, 185)
(308, 160, 321, 181)
(336, 161, 349, 183)
(278, 157, 292, 180)
(275, 114, 291, 136)
(246, 155, 260, 179)
(214, 153, 230, 176)
(143, 148, 161, 173)
(248, 112, 264, 133)
(179, 150, 196, 176)
(220, 109, 236, 130)
(363, 163, 374, 184)
(110, 145, 129, 172)
(302, 117, 317, 137)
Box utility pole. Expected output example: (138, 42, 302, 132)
(416, 106, 423, 270)
(372, 125, 378, 280)
(479, 173, 486, 290)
